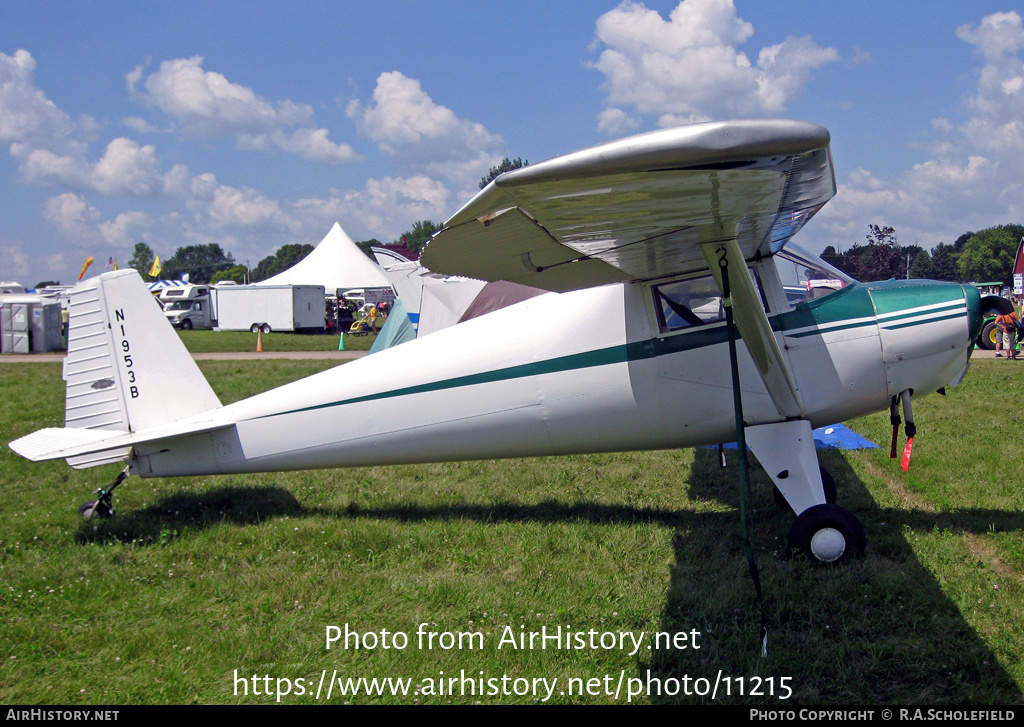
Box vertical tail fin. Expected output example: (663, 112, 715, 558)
(60, 270, 221, 467)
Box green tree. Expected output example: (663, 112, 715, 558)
(928, 242, 961, 282)
(479, 157, 528, 189)
(251, 244, 314, 282)
(162, 244, 235, 283)
(957, 225, 1024, 283)
(396, 220, 441, 255)
(908, 248, 933, 279)
(210, 265, 250, 285)
(843, 224, 903, 281)
(354, 238, 383, 261)
(128, 242, 156, 277)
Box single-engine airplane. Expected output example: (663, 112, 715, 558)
(9, 119, 986, 563)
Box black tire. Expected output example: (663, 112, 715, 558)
(980, 321, 998, 350)
(181, 319, 193, 330)
(79, 500, 112, 519)
(788, 504, 865, 563)
(260, 323, 272, 334)
(250, 324, 260, 333)
(774, 466, 836, 508)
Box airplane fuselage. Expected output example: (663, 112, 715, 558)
(130, 257, 981, 479)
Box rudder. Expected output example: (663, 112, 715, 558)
(61, 270, 221, 466)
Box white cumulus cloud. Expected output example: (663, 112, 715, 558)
(590, 0, 839, 129)
(132, 56, 359, 164)
(808, 11, 1024, 255)
(0, 49, 79, 153)
(346, 71, 503, 186)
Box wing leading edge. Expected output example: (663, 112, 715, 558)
(421, 119, 834, 293)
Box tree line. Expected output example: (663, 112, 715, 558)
(822, 223, 1023, 285)
(106, 220, 1024, 289)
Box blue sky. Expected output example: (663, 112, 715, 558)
(2, 0, 1023, 286)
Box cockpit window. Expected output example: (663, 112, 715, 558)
(653, 276, 723, 332)
(776, 243, 855, 308)
(652, 268, 767, 333)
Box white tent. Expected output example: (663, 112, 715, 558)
(257, 222, 390, 292)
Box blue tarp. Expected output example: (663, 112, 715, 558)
(715, 423, 878, 451)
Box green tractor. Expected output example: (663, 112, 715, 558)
(978, 315, 1000, 350)
(973, 282, 1018, 351)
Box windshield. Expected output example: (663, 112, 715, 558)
(166, 301, 193, 311)
(775, 243, 856, 308)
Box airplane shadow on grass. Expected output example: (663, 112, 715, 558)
(76, 448, 1022, 704)
(646, 447, 1022, 704)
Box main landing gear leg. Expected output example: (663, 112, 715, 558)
(746, 420, 865, 563)
(79, 465, 130, 520)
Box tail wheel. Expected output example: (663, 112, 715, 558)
(79, 500, 112, 519)
(788, 504, 865, 563)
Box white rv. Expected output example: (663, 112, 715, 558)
(159, 285, 213, 329)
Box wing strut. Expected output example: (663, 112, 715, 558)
(701, 238, 803, 418)
(716, 246, 769, 658)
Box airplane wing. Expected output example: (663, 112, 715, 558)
(421, 119, 833, 417)
(421, 119, 834, 293)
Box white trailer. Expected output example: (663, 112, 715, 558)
(213, 284, 325, 333)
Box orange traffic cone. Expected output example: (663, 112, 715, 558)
(256, 328, 264, 352)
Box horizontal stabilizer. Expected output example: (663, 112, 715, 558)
(10, 419, 233, 463)
(10, 427, 124, 462)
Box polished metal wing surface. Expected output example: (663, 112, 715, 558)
(421, 119, 835, 292)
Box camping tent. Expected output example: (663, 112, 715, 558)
(257, 222, 391, 292)
(367, 298, 416, 354)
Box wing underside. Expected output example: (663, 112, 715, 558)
(421, 119, 835, 292)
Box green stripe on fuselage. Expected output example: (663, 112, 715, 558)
(261, 280, 966, 420)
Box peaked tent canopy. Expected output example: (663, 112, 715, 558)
(257, 222, 391, 292)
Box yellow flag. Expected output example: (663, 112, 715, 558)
(113, 258, 118, 270)
(148, 256, 162, 278)
(77, 256, 94, 281)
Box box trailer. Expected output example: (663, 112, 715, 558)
(212, 284, 326, 333)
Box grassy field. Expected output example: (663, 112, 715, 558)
(177, 328, 377, 352)
(0, 357, 1021, 705)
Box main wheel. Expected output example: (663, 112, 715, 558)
(774, 466, 836, 508)
(79, 500, 112, 519)
(788, 504, 865, 563)
(250, 323, 260, 333)
(260, 323, 272, 334)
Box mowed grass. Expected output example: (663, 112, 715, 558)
(177, 328, 376, 352)
(0, 357, 1021, 704)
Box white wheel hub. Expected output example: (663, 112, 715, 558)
(810, 527, 846, 562)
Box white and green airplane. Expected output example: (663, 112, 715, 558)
(9, 119, 985, 563)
